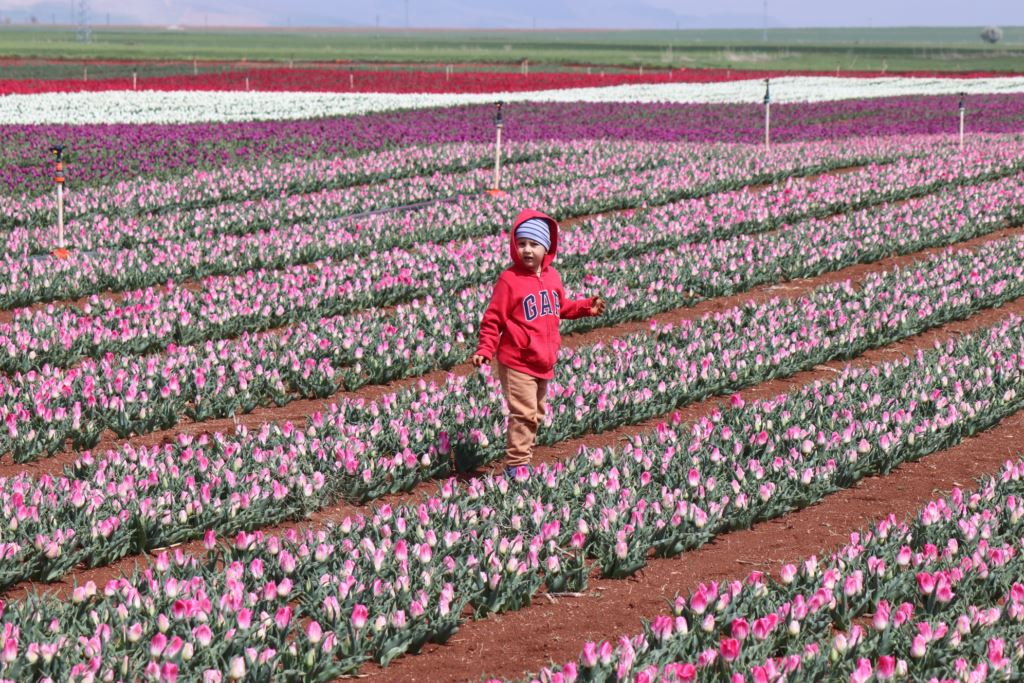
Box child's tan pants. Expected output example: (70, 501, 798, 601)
(494, 360, 549, 468)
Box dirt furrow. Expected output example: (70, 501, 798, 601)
(6, 231, 1023, 606)
(355, 406, 1024, 683)
(3, 222, 1021, 483)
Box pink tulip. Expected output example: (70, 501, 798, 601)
(150, 632, 167, 658)
(651, 615, 673, 641)
(730, 618, 749, 641)
(193, 624, 213, 648)
(161, 662, 179, 683)
(935, 575, 955, 603)
(672, 663, 697, 682)
(228, 656, 246, 680)
(849, 658, 872, 683)
(876, 655, 896, 680)
(910, 634, 928, 659)
(351, 604, 368, 630)
(719, 637, 740, 663)
(987, 638, 1009, 670)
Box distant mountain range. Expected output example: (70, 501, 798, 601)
(0, 0, 784, 30)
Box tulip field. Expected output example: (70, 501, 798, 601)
(0, 64, 1022, 682)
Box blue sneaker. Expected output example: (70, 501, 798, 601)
(504, 465, 531, 481)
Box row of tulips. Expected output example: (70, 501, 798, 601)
(25, 132, 1014, 262)
(0, 134, 814, 232)
(3, 311, 1024, 680)
(7, 132, 915, 253)
(3, 101, 1022, 196)
(2, 171, 1023, 461)
(3, 143, 1015, 373)
(3, 225, 1024, 590)
(522, 458, 1024, 682)
(4, 77, 1024, 125)
(9, 135, 733, 256)
(2, 139, 696, 252)
(15, 65, 982, 96)
(0, 139, 565, 227)
(0, 136, 914, 309)
(2, 173, 1023, 462)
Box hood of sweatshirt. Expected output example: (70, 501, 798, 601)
(509, 208, 559, 273)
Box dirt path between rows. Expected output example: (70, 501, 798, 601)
(4, 222, 1020, 483)
(358, 407, 1024, 683)
(6, 223, 1023, 610)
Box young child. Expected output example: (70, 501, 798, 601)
(471, 209, 605, 478)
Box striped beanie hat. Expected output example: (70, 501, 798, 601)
(514, 218, 551, 251)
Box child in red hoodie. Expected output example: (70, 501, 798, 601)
(471, 209, 605, 477)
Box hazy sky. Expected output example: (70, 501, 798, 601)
(1, 0, 1021, 29)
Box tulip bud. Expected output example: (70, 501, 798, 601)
(228, 656, 246, 680)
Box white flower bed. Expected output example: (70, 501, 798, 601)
(1, 76, 1023, 124)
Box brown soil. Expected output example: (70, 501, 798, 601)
(0, 280, 202, 325)
(2, 170, 1020, 683)
(355, 411, 1024, 683)
(4, 222, 1020, 483)
(7, 229, 1023, 609)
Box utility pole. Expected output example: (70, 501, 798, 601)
(75, 0, 91, 42)
(762, 0, 767, 42)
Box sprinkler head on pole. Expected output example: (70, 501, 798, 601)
(958, 92, 965, 111)
(763, 79, 771, 105)
(494, 101, 504, 126)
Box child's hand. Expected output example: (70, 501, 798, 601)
(591, 297, 606, 316)
(470, 354, 489, 367)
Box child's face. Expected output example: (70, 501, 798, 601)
(516, 238, 547, 271)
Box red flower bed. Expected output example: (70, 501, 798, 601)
(1, 66, 1018, 96)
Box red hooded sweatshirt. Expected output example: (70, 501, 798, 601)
(475, 209, 596, 379)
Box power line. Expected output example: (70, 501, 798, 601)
(75, 0, 91, 42)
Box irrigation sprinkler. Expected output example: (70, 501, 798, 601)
(958, 92, 966, 151)
(132, 70, 137, 90)
(763, 79, 771, 152)
(487, 102, 507, 196)
(50, 145, 70, 259)
(245, 77, 250, 91)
